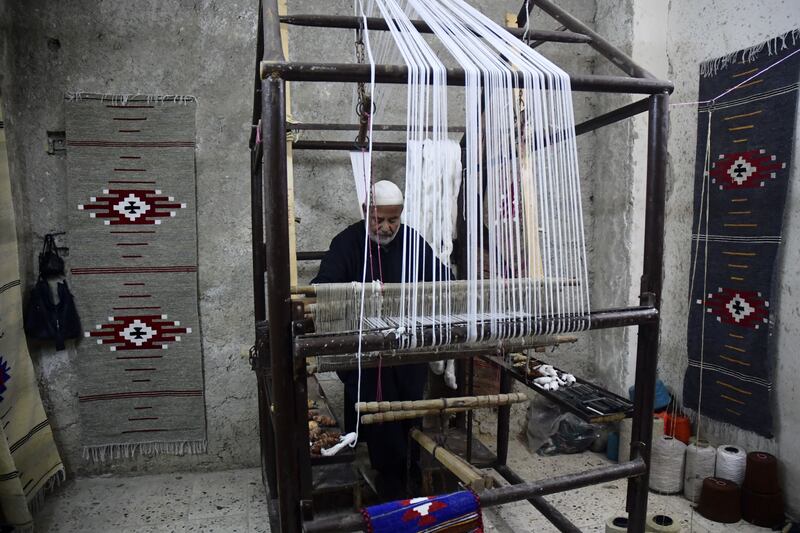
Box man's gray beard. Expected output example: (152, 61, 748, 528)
(369, 228, 399, 245)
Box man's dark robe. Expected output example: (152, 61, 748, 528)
(311, 221, 447, 491)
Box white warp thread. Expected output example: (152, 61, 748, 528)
(683, 441, 716, 502)
(649, 436, 687, 494)
(715, 444, 747, 485)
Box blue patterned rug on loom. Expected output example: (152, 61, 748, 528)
(683, 29, 800, 437)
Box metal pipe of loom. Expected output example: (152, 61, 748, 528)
(305, 336, 575, 373)
(293, 140, 407, 152)
(626, 92, 669, 533)
(278, 14, 591, 44)
(494, 465, 582, 533)
(302, 458, 647, 533)
(287, 122, 466, 133)
(260, 62, 675, 95)
(519, 0, 655, 79)
(294, 306, 657, 358)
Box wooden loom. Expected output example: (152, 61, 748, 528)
(249, 1, 671, 532)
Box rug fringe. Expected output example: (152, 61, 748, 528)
(65, 91, 197, 105)
(82, 439, 208, 463)
(700, 28, 800, 78)
(27, 466, 65, 522)
(682, 407, 776, 452)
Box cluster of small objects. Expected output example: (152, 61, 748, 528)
(530, 363, 576, 391)
(307, 400, 340, 456)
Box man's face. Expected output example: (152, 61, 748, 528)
(365, 204, 403, 245)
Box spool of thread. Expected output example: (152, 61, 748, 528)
(665, 414, 691, 444)
(742, 487, 784, 528)
(618, 416, 663, 463)
(743, 451, 779, 494)
(697, 477, 741, 523)
(715, 444, 746, 485)
(683, 440, 716, 502)
(649, 436, 686, 493)
(605, 515, 628, 533)
(607, 431, 619, 462)
(645, 513, 681, 533)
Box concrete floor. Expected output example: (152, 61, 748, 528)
(34, 437, 776, 533)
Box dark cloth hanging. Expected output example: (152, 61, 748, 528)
(24, 279, 82, 351)
(24, 234, 81, 351)
(312, 221, 448, 495)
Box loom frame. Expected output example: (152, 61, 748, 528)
(249, 1, 671, 532)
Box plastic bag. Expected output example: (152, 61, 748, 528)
(525, 396, 600, 456)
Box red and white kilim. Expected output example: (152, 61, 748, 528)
(78, 188, 186, 225)
(701, 287, 769, 330)
(87, 314, 190, 351)
(710, 149, 786, 190)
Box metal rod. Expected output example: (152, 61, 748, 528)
(296, 251, 325, 261)
(262, 75, 302, 533)
(575, 98, 650, 137)
(496, 362, 511, 466)
(279, 14, 591, 44)
(626, 92, 669, 533)
(302, 459, 646, 533)
(261, 62, 674, 94)
(293, 140, 407, 152)
(288, 122, 465, 132)
(306, 337, 574, 373)
(466, 356, 474, 463)
(520, 0, 655, 79)
(295, 306, 657, 358)
(494, 465, 582, 533)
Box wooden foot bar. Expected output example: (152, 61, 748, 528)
(357, 392, 528, 414)
(410, 428, 494, 492)
(360, 407, 469, 425)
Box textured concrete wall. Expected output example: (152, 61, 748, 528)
(2, 0, 605, 476)
(1, 0, 259, 476)
(653, 0, 800, 517)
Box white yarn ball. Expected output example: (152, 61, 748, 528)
(715, 444, 747, 485)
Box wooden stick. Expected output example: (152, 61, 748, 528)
(360, 407, 469, 425)
(356, 392, 528, 414)
(410, 429, 493, 491)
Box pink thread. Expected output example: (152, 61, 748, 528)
(255, 120, 261, 144)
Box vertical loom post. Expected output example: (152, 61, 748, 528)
(252, 0, 278, 504)
(496, 362, 512, 466)
(626, 92, 669, 533)
(263, 74, 302, 533)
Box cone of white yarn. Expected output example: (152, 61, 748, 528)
(715, 444, 746, 485)
(649, 436, 686, 494)
(619, 416, 664, 463)
(683, 440, 716, 502)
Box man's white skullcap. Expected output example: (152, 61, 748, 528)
(372, 180, 404, 206)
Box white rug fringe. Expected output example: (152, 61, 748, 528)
(683, 407, 776, 453)
(82, 439, 208, 463)
(700, 28, 800, 78)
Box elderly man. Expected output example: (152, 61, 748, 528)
(312, 180, 447, 499)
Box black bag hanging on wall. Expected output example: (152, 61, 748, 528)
(24, 234, 82, 350)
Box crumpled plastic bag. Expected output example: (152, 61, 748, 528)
(525, 396, 600, 456)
